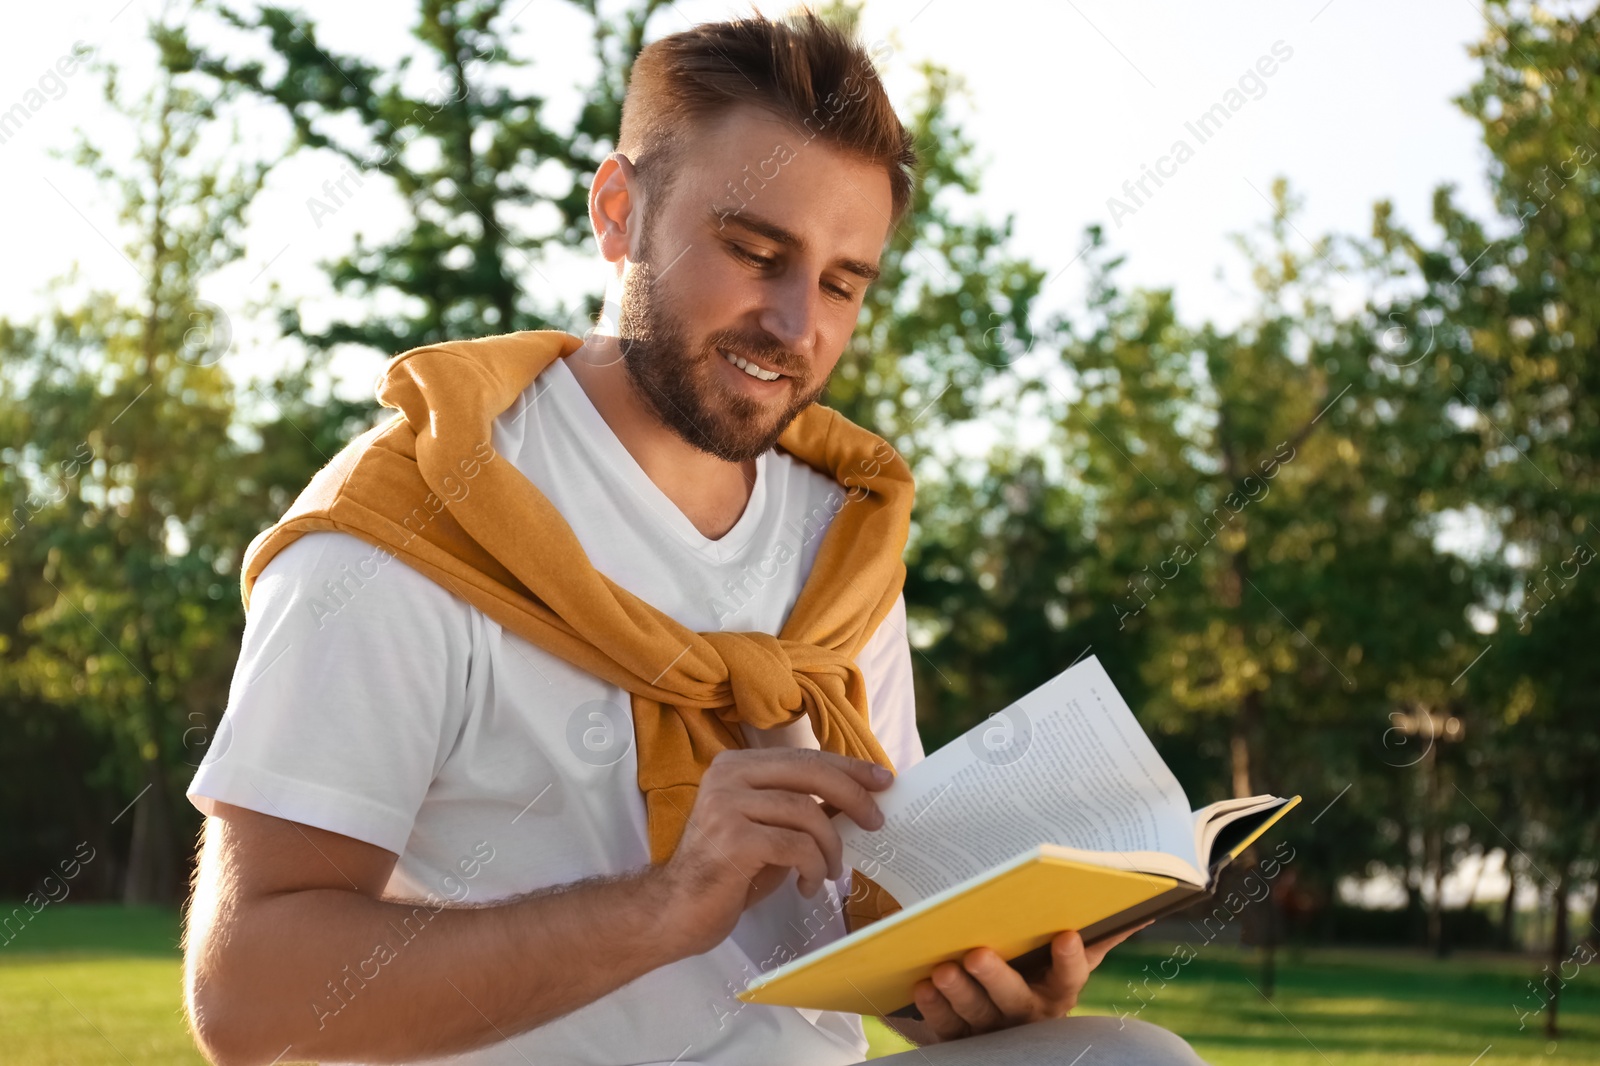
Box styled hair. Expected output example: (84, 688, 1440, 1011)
(617, 9, 917, 227)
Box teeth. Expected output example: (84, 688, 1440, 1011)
(722, 349, 782, 381)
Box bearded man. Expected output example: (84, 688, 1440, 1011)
(181, 11, 1206, 1066)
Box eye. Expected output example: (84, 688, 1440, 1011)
(729, 243, 776, 269)
(732, 243, 857, 300)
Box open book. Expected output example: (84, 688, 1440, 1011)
(736, 655, 1299, 1017)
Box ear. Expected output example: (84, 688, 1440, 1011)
(590, 152, 641, 269)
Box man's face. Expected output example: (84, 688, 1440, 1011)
(615, 105, 893, 463)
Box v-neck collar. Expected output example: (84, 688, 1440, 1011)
(545, 355, 770, 563)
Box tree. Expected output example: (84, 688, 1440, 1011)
(189, 0, 674, 355)
(0, 17, 265, 902)
(1438, 0, 1600, 1034)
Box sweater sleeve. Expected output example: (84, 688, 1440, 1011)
(857, 591, 924, 774)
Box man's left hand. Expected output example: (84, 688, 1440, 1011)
(909, 922, 1151, 1043)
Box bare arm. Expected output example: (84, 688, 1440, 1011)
(183, 748, 891, 1066)
(182, 803, 688, 1065)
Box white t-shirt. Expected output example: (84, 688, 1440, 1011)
(187, 355, 924, 1066)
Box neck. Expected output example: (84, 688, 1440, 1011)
(564, 337, 758, 541)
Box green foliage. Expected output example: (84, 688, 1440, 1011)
(0, 25, 272, 902)
(187, 0, 675, 352)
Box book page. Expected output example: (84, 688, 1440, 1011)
(837, 656, 1197, 908)
(1193, 794, 1289, 869)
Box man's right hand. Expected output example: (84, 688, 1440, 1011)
(653, 748, 893, 955)
(183, 753, 893, 1065)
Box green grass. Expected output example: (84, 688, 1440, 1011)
(0, 904, 203, 1066)
(1092, 942, 1599, 1065)
(3, 904, 1595, 1064)
(867, 941, 1600, 1062)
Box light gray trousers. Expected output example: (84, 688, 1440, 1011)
(857, 1017, 1209, 1065)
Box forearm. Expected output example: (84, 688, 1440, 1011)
(188, 867, 685, 1066)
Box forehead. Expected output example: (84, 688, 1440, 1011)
(662, 103, 893, 254)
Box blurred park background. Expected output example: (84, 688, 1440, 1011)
(1, 0, 1598, 1061)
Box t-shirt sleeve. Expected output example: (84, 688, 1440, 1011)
(857, 591, 924, 774)
(186, 531, 474, 855)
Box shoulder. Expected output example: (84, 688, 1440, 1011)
(250, 531, 474, 637)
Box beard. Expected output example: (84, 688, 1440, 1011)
(616, 231, 830, 464)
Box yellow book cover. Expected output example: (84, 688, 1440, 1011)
(737, 656, 1301, 1017)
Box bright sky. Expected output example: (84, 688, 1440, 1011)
(1, 0, 1504, 396)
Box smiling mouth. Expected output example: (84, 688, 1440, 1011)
(719, 347, 786, 382)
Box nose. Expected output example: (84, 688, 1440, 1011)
(756, 270, 820, 360)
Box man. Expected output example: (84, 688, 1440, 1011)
(182, 11, 1207, 1066)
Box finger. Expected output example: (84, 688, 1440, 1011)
(929, 959, 1005, 1031)
(959, 947, 1038, 1022)
(750, 824, 830, 897)
(1083, 920, 1152, 969)
(721, 747, 894, 788)
(913, 977, 969, 1042)
(745, 863, 791, 906)
(720, 749, 891, 830)
(735, 790, 844, 880)
(1039, 930, 1090, 1010)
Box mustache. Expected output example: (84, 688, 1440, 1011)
(708, 334, 804, 378)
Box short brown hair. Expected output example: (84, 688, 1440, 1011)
(617, 9, 916, 228)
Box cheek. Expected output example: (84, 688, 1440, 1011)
(674, 251, 762, 321)
(812, 306, 859, 366)
(809, 340, 848, 383)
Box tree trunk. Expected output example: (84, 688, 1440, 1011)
(1546, 866, 1570, 1040)
(1231, 687, 1262, 799)
(1498, 853, 1518, 951)
(1404, 875, 1426, 945)
(122, 756, 178, 904)
(1230, 728, 1251, 799)
(1426, 745, 1445, 956)
(1224, 516, 1258, 802)
(1260, 886, 1280, 998)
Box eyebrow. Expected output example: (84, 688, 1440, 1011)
(713, 209, 882, 283)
